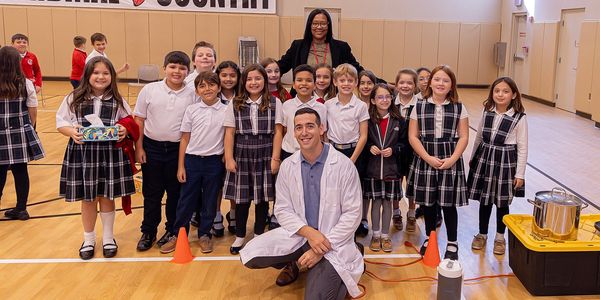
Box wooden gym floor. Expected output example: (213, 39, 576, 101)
(0, 81, 599, 299)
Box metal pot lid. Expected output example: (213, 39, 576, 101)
(535, 188, 585, 206)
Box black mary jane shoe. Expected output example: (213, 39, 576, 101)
(419, 239, 429, 257)
(355, 219, 369, 236)
(212, 221, 225, 238)
(79, 243, 95, 260)
(444, 244, 459, 260)
(226, 212, 236, 234)
(103, 239, 118, 258)
(230, 245, 243, 255)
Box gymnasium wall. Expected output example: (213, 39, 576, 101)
(0, 4, 500, 85)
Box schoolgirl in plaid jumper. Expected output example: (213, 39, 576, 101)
(0, 46, 45, 221)
(468, 77, 528, 256)
(57, 56, 134, 260)
(406, 65, 469, 261)
(223, 64, 284, 254)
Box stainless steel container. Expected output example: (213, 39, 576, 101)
(527, 188, 588, 241)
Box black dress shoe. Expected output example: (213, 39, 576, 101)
(103, 239, 118, 258)
(230, 245, 243, 255)
(355, 219, 369, 236)
(268, 221, 280, 230)
(4, 208, 30, 220)
(212, 221, 225, 238)
(79, 243, 95, 260)
(420, 239, 429, 256)
(226, 212, 236, 234)
(157, 231, 174, 247)
(190, 212, 199, 227)
(444, 244, 459, 260)
(415, 206, 424, 219)
(136, 233, 156, 251)
(275, 262, 299, 286)
(356, 242, 365, 256)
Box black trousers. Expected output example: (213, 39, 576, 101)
(140, 136, 180, 236)
(424, 204, 458, 241)
(235, 201, 268, 238)
(0, 163, 29, 210)
(479, 204, 509, 234)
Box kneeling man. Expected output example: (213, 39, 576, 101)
(240, 107, 363, 299)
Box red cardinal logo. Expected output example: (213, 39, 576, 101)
(133, 0, 144, 6)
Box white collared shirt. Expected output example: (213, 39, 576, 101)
(184, 69, 198, 87)
(133, 79, 196, 142)
(409, 97, 469, 138)
(325, 94, 370, 144)
(395, 94, 418, 119)
(86, 49, 107, 64)
(180, 99, 227, 156)
(281, 96, 328, 153)
(471, 107, 528, 178)
(223, 96, 284, 134)
(56, 93, 132, 128)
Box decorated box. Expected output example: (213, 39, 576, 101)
(79, 126, 118, 142)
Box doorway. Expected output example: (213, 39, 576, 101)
(554, 8, 585, 112)
(510, 13, 527, 89)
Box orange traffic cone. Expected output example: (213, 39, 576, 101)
(170, 227, 195, 264)
(422, 230, 441, 268)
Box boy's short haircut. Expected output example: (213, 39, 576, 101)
(164, 51, 190, 70)
(73, 36, 87, 48)
(90, 32, 107, 44)
(293, 64, 316, 81)
(333, 63, 358, 80)
(191, 41, 216, 61)
(194, 70, 220, 88)
(11, 33, 29, 43)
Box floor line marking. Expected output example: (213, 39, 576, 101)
(0, 254, 420, 264)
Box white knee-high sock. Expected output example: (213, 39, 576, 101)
(100, 211, 116, 248)
(82, 231, 96, 251)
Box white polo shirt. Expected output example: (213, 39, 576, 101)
(395, 94, 418, 119)
(409, 97, 468, 138)
(184, 69, 199, 87)
(281, 96, 327, 153)
(86, 49, 107, 64)
(180, 100, 227, 156)
(325, 94, 369, 144)
(133, 79, 196, 142)
(223, 96, 284, 133)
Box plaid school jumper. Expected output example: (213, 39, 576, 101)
(223, 97, 276, 204)
(467, 110, 525, 207)
(59, 98, 135, 202)
(0, 84, 44, 165)
(406, 101, 468, 207)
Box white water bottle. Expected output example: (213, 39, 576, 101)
(437, 258, 463, 300)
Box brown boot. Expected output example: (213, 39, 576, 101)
(275, 262, 299, 286)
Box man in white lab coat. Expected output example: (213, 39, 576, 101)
(240, 107, 364, 299)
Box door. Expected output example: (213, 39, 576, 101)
(510, 14, 527, 89)
(554, 9, 585, 112)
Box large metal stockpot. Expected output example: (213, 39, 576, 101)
(527, 188, 588, 241)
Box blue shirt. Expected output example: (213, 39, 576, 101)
(300, 143, 329, 229)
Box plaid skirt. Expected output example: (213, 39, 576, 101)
(364, 178, 402, 201)
(0, 123, 44, 165)
(60, 140, 135, 202)
(406, 139, 467, 207)
(223, 134, 274, 204)
(467, 142, 517, 207)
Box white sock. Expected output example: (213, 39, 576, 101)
(100, 211, 116, 249)
(381, 233, 390, 239)
(373, 230, 381, 238)
(231, 237, 245, 247)
(495, 232, 505, 241)
(361, 219, 368, 225)
(82, 231, 96, 251)
(214, 212, 224, 230)
(407, 209, 415, 218)
(271, 214, 278, 223)
(393, 208, 401, 216)
(447, 241, 458, 252)
(214, 212, 223, 222)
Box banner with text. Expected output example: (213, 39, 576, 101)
(2, 0, 276, 14)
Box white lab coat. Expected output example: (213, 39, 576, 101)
(240, 146, 364, 297)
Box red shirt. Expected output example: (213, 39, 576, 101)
(71, 48, 87, 80)
(20, 52, 42, 87)
(271, 90, 292, 101)
(379, 117, 389, 139)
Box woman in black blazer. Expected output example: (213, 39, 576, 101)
(278, 8, 375, 79)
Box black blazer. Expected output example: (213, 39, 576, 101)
(278, 39, 384, 83)
(365, 116, 408, 180)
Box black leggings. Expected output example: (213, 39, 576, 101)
(235, 202, 268, 238)
(479, 204, 509, 234)
(424, 204, 458, 242)
(0, 163, 30, 210)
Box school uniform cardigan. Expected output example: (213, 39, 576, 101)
(278, 39, 385, 83)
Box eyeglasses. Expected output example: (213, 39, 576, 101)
(375, 95, 393, 101)
(311, 22, 329, 28)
